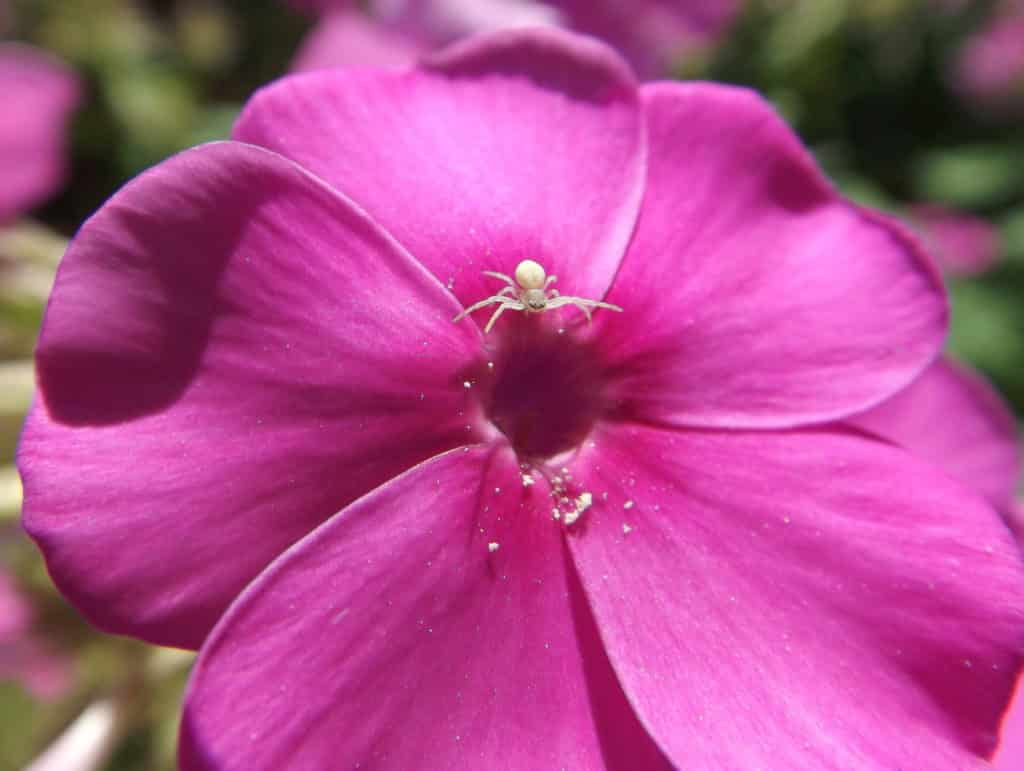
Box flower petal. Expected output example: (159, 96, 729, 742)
(234, 27, 646, 310)
(599, 83, 947, 429)
(847, 356, 1021, 510)
(568, 424, 1024, 769)
(180, 446, 672, 770)
(0, 43, 80, 221)
(19, 141, 484, 649)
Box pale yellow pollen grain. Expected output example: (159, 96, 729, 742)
(487, 542, 500, 553)
(564, 491, 593, 527)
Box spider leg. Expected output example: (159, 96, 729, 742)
(544, 275, 558, 290)
(557, 296, 623, 313)
(585, 299, 623, 313)
(545, 295, 622, 323)
(484, 300, 525, 333)
(452, 295, 503, 322)
(543, 296, 589, 324)
(482, 271, 517, 289)
(544, 295, 580, 310)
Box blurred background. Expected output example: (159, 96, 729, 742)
(1, 0, 1022, 768)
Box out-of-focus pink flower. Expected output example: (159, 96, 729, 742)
(291, 9, 427, 72)
(908, 204, 1001, 276)
(290, 0, 740, 77)
(0, 568, 71, 700)
(849, 356, 1020, 511)
(0, 43, 80, 222)
(376, 0, 565, 43)
(18, 29, 1024, 769)
(0, 568, 31, 640)
(952, 4, 1024, 114)
(545, 0, 740, 77)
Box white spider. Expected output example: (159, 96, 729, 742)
(452, 259, 623, 333)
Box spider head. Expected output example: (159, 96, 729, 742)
(523, 288, 548, 312)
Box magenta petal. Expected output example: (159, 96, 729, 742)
(0, 43, 80, 221)
(568, 424, 1024, 769)
(181, 446, 671, 770)
(599, 83, 947, 429)
(291, 9, 424, 72)
(19, 141, 483, 648)
(235, 28, 645, 308)
(848, 356, 1021, 510)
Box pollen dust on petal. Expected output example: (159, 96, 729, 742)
(564, 492, 593, 527)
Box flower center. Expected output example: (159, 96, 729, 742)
(479, 317, 609, 460)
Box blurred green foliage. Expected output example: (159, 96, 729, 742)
(711, 0, 1024, 425)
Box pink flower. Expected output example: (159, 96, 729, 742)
(952, 2, 1024, 115)
(0, 567, 31, 640)
(291, 7, 430, 72)
(290, 0, 740, 77)
(545, 0, 741, 77)
(0, 568, 71, 700)
(908, 204, 1001, 277)
(18, 29, 1024, 769)
(0, 43, 80, 222)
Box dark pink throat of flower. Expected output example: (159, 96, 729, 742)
(474, 318, 609, 460)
